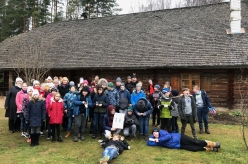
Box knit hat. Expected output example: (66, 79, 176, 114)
(69, 81, 75, 86)
(82, 86, 89, 92)
(32, 89, 39, 97)
(91, 81, 96, 87)
(15, 77, 23, 83)
(116, 77, 122, 82)
(120, 83, 125, 87)
(152, 128, 159, 133)
(162, 88, 169, 94)
(107, 105, 115, 115)
(127, 106, 133, 112)
(82, 80, 88, 85)
(171, 90, 179, 96)
(154, 84, 160, 90)
(51, 87, 58, 92)
(27, 86, 33, 92)
(137, 100, 145, 109)
(33, 80, 40, 86)
(136, 83, 142, 87)
(127, 76, 131, 79)
(108, 82, 114, 88)
(47, 76, 52, 80)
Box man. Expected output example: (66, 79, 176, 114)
(133, 98, 153, 140)
(178, 88, 198, 140)
(119, 83, 132, 113)
(147, 128, 220, 152)
(105, 82, 119, 108)
(130, 74, 138, 91)
(193, 85, 213, 134)
(147, 79, 154, 101)
(125, 76, 133, 93)
(115, 77, 122, 92)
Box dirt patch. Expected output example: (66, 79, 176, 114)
(209, 113, 242, 125)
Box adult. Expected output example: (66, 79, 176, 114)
(123, 107, 140, 141)
(130, 74, 138, 91)
(5, 77, 23, 133)
(92, 84, 109, 139)
(103, 105, 121, 139)
(115, 77, 122, 92)
(193, 85, 213, 134)
(94, 75, 100, 84)
(147, 79, 154, 102)
(15, 82, 29, 137)
(125, 76, 133, 93)
(178, 88, 198, 140)
(73, 86, 92, 142)
(133, 98, 153, 140)
(150, 84, 162, 127)
(119, 83, 131, 113)
(131, 83, 146, 106)
(147, 128, 220, 152)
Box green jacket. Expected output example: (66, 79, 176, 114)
(158, 97, 172, 118)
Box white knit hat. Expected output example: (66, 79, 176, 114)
(32, 89, 40, 97)
(33, 80, 40, 86)
(47, 76, 52, 80)
(27, 86, 33, 92)
(15, 77, 23, 83)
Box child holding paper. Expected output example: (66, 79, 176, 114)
(103, 105, 122, 139)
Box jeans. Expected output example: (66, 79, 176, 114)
(123, 124, 137, 137)
(67, 110, 74, 131)
(138, 115, 150, 135)
(20, 113, 27, 133)
(102, 147, 119, 163)
(197, 107, 208, 129)
(93, 113, 105, 133)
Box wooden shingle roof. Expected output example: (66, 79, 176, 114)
(1, 2, 248, 69)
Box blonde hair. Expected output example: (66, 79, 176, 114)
(54, 92, 61, 98)
(62, 77, 69, 82)
(193, 85, 200, 90)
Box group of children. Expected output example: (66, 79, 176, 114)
(4, 74, 219, 163)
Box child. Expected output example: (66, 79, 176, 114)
(48, 93, 64, 142)
(100, 134, 130, 164)
(25, 89, 46, 147)
(171, 90, 180, 133)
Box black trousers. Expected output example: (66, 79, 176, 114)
(171, 116, 179, 131)
(160, 118, 171, 132)
(9, 119, 21, 131)
(152, 107, 160, 125)
(180, 135, 206, 151)
(51, 124, 60, 139)
(62, 115, 68, 130)
(181, 115, 197, 138)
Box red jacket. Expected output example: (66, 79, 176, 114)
(48, 98, 64, 124)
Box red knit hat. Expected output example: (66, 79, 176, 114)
(91, 81, 95, 87)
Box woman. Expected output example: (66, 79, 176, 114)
(147, 128, 220, 152)
(73, 86, 92, 142)
(15, 83, 29, 137)
(5, 77, 23, 133)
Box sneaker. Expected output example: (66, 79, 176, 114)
(81, 135, 85, 140)
(40, 132, 44, 136)
(21, 132, 26, 137)
(100, 156, 109, 164)
(74, 136, 78, 142)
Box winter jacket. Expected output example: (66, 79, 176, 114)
(64, 91, 78, 111)
(133, 98, 153, 116)
(4, 85, 21, 119)
(131, 90, 146, 106)
(147, 130, 181, 149)
(45, 93, 54, 110)
(26, 99, 46, 127)
(125, 82, 134, 94)
(193, 90, 212, 114)
(171, 96, 179, 117)
(178, 95, 197, 121)
(92, 93, 109, 113)
(103, 113, 114, 131)
(15, 90, 29, 113)
(48, 98, 64, 124)
(101, 139, 130, 154)
(157, 96, 172, 118)
(22, 96, 31, 117)
(150, 91, 163, 108)
(124, 113, 140, 128)
(105, 89, 119, 107)
(58, 84, 70, 98)
(119, 89, 131, 110)
(73, 94, 92, 117)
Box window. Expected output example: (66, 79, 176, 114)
(0, 73, 4, 88)
(181, 74, 200, 91)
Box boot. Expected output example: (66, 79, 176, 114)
(81, 134, 85, 140)
(35, 133, 40, 146)
(65, 131, 70, 138)
(58, 135, 63, 142)
(51, 136, 56, 142)
(139, 134, 142, 140)
(199, 128, 203, 134)
(205, 140, 220, 148)
(30, 134, 35, 147)
(92, 131, 96, 139)
(74, 136, 78, 142)
(205, 128, 210, 134)
(205, 147, 218, 152)
(144, 134, 148, 141)
(98, 132, 102, 139)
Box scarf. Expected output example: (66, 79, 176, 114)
(22, 89, 27, 93)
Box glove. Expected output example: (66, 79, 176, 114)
(26, 120, 29, 124)
(168, 105, 172, 110)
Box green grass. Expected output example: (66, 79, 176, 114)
(0, 108, 247, 164)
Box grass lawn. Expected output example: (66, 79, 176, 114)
(0, 109, 247, 164)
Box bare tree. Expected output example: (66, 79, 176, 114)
(184, 0, 224, 7)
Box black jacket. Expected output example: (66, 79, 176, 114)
(4, 86, 21, 119)
(101, 139, 129, 154)
(92, 93, 109, 113)
(124, 113, 140, 128)
(58, 84, 70, 98)
(178, 95, 197, 121)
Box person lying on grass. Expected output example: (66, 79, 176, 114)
(147, 128, 220, 152)
(99, 134, 130, 164)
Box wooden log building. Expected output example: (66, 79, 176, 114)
(0, 2, 248, 109)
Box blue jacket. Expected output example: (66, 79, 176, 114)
(147, 130, 181, 149)
(26, 99, 46, 127)
(63, 91, 78, 110)
(73, 95, 92, 117)
(131, 90, 146, 106)
(105, 88, 119, 106)
(193, 90, 212, 114)
(133, 98, 153, 116)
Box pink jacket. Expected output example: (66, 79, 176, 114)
(15, 90, 29, 113)
(46, 93, 53, 111)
